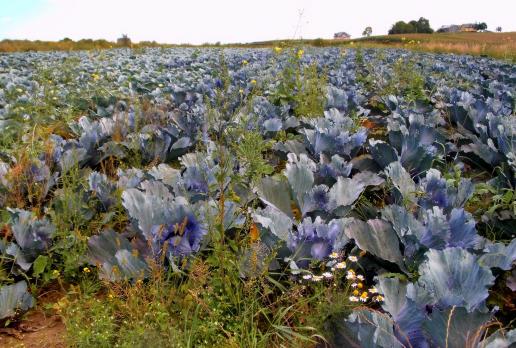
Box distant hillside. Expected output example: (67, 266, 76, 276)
(247, 32, 515, 61)
(1, 32, 514, 61)
(0, 39, 177, 53)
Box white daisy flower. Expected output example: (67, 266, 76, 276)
(369, 287, 378, 294)
(335, 262, 347, 269)
(359, 292, 368, 302)
(322, 272, 333, 279)
(346, 270, 356, 280)
(348, 256, 358, 262)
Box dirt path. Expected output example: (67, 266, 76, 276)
(0, 311, 65, 348)
(0, 288, 66, 348)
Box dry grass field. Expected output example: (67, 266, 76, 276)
(243, 32, 516, 61)
(355, 32, 516, 60)
(1, 32, 515, 61)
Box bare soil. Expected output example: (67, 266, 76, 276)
(0, 287, 66, 348)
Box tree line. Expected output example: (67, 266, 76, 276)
(387, 18, 491, 35)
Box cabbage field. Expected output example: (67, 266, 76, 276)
(0, 47, 515, 347)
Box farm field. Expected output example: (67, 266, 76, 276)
(0, 46, 515, 347)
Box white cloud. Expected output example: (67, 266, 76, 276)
(2, 0, 515, 43)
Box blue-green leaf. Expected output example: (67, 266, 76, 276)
(410, 248, 495, 311)
(0, 281, 35, 320)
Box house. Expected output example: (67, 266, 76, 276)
(459, 24, 477, 32)
(117, 34, 132, 47)
(334, 32, 351, 40)
(438, 24, 477, 33)
(437, 25, 460, 33)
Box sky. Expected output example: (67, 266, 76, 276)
(0, 0, 515, 44)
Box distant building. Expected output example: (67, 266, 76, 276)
(117, 34, 132, 47)
(438, 25, 460, 33)
(459, 24, 477, 32)
(438, 24, 477, 33)
(334, 32, 351, 40)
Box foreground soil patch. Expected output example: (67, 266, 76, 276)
(0, 311, 65, 348)
(0, 288, 66, 348)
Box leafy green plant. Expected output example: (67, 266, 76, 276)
(272, 49, 328, 118)
(234, 132, 273, 186)
(468, 183, 516, 241)
(293, 63, 328, 118)
(48, 164, 96, 279)
(386, 57, 428, 103)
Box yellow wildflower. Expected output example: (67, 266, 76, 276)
(360, 291, 368, 302)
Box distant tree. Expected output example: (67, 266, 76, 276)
(389, 21, 415, 34)
(415, 17, 434, 33)
(117, 34, 132, 47)
(362, 26, 372, 37)
(475, 22, 488, 31)
(496, 26, 502, 32)
(313, 38, 325, 46)
(389, 17, 433, 34)
(60, 37, 73, 42)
